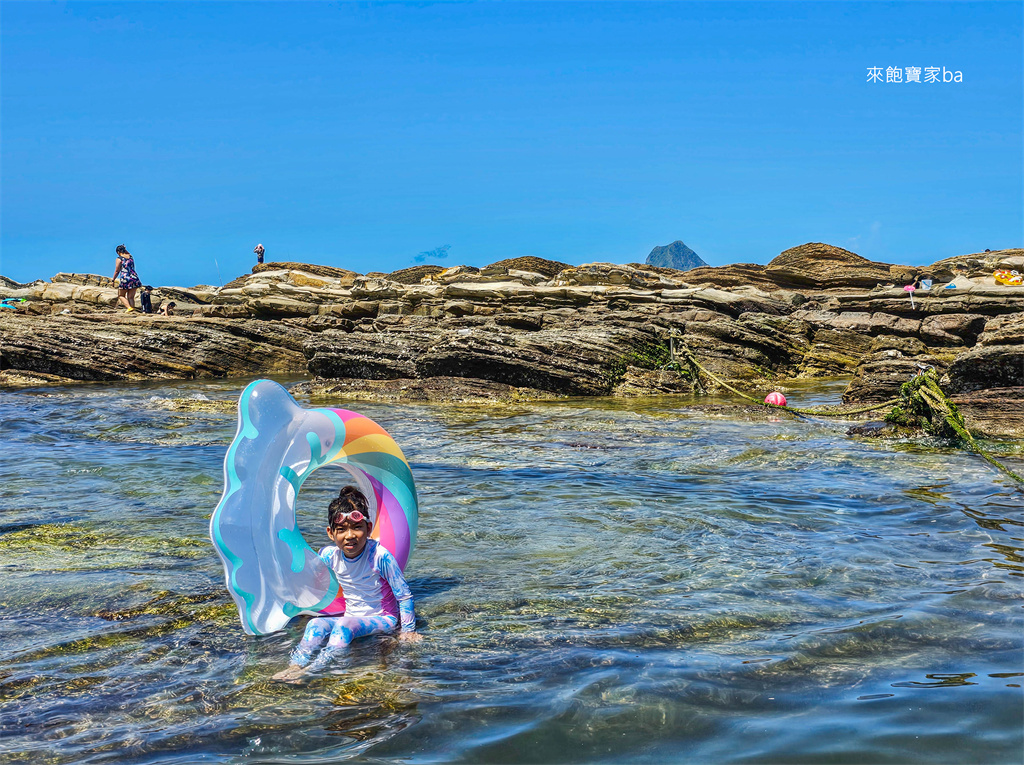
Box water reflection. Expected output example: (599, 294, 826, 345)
(892, 672, 978, 688)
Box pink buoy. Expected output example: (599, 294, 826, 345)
(765, 392, 787, 407)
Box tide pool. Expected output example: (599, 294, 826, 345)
(0, 378, 1021, 764)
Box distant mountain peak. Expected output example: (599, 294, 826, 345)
(645, 240, 708, 271)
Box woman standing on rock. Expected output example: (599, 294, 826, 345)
(112, 244, 143, 312)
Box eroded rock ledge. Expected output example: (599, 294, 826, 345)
(2, 243, 1022, 437)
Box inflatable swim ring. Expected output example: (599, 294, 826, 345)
(210, 379, 419, 635)
(994, 270, 1022, 286)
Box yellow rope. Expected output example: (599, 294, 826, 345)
(677, 347, 899, 417)
(916, 377, 1024, 485)
(678, 344, 1023, 486)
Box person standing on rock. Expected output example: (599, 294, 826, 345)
(254, 243, 265, 265)
(112, 244, 143, 312)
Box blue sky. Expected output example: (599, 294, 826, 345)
(2, 1, 1021, 287)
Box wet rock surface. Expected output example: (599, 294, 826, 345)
(845, 421, 904, 438)
(2, 244, 1022, 436)
(292, 375, 562, 404)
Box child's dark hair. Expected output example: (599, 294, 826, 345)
(143, 285, 154, 291)
(328, 485, 370, 528)
(116, 244, 129, 255)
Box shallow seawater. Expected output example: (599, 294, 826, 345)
(0, 377, 1021, 764)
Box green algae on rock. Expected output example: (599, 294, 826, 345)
(0, 523, 209, 567)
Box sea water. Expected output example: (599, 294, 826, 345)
(0, 378, 1021, 764)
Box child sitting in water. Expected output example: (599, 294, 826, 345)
(273, 486, 420, 681)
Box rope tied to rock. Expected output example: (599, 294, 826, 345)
(676, 345, 900, 417)
(891, 371, 1024, 485)
(678, 342, 1023, 486)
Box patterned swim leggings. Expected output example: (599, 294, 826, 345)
(290, 614, 398, 672)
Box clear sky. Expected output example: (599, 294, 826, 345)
(2, 1, 1021, 288)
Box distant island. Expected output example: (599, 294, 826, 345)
(646, 240, 708, 271)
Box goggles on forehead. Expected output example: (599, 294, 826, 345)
(331, 510, 368, 527)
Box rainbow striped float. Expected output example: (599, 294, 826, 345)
(210, 379, 418, 635)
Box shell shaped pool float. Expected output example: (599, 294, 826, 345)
(210, 379, 418, 635)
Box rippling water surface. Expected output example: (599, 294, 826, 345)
(1, 378, 1021, 764)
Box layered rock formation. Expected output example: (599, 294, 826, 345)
(765, 243, 893, 289)
(2, 245, 1022, 436)
(1, 313, 310, 381)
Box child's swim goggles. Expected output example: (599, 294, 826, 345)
(331, 511, 368, 526)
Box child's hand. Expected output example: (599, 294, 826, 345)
(399, 631, 423, 643)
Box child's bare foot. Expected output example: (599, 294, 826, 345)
(272, 665, 307, 682)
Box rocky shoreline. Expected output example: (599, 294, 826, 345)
(2, 243, 1022, 437)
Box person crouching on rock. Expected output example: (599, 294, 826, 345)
(157, 301, 176, 316)
(112, 244, 143, 312)
(140, 286, 154, 314)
